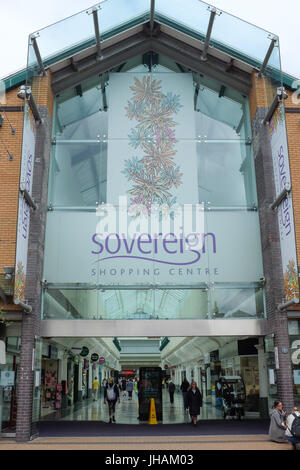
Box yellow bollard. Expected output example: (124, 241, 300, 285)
(148, 397, 158, 425)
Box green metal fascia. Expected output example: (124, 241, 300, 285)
(113, 337, 122, 352)
(3, 12, 296, 93)
(159, 337, 170, 351)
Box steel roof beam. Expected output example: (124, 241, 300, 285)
(51, 32, 252, 96)
(152, 34, 252, 95)
(51, 33, 152, 94)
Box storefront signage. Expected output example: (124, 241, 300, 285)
(44, 209, 263, 285)
(48, 345, 58, 359)
(99, 357, 105, 364)
(291, 339, 300, 365)
(0, 340, 5, 364)
(0, 371, 15, 387)
(269, 104, 299, 301)
(91, 353, 99, 362)
(104, 361, 109, 367)
(14, 104, 36, 303)
(80, 346, 89, 357)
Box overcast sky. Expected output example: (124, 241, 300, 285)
(1, 0, 299, 80)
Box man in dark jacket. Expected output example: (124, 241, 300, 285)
(104, 378, 120, 423)
(186, 381, 203, 426)
(168, 380, 176, 404)
(180, 378, 190, 410)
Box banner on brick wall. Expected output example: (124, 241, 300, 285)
(269, 103, 299, 302)
(14, 103, 36, 303)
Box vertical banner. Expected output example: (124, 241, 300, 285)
(14, 104, 36, 302)
(269, 103, 299, 301)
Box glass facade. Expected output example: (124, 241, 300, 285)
(42, 57, 265, 320)
(42, 285, 264, 320)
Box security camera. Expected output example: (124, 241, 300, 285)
(3, 266, 14, 280)
(17, 86, 27, 100)
(260, 277, 266, 284)
(17, 85, 31, 101)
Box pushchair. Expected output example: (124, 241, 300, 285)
(215, 376, 246, 420)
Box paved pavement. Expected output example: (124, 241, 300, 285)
(0, 435, 294, 450)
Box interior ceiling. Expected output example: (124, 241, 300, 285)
(48, 335, 246, 369)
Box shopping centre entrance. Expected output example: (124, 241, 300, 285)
(37, 335, 272, 427)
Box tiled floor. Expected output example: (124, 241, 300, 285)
(40, 389, 258, 424)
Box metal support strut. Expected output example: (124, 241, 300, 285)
(258, 36, 277, 78)
(92, 7, 103, 59)
(31, 35, 46, 77)
(150, 0, 155, 33)
(270, 184, 291, 211)
(263, 87, 288, 125)
(201, 7, 217, 61)
(278, 297, 299, 312)
(14, 299, 33, 313)
(17, 86, 43, 124)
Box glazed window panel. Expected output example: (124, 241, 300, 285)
(49, 142, 107, 207)
(42, 286, 264, 320)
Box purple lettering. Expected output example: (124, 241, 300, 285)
(202, 233, 216, 253)
(137, 234, 152, 254)
(91, 234, 104, 254)
(163, 233, 177, 254)
(105, 233, 121, 254)
(122, 234, 136, 254)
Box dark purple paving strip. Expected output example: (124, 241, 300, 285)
(38, 420, 270, 438)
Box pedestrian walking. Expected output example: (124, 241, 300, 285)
(92, 377, 100, 401)
(134, 379, 138, 397)
(126, 378, 134, 400)
(121, 378, 127, 398)
(285, 406, 300, 450)
(268, 400, 287, 443)
(104, 378, 120, 423)
(180, 377, 190, 410)
(168, 379, 176, 404)
(186, 381, 202, 426)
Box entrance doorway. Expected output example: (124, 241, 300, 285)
(37, 336, 266, 425)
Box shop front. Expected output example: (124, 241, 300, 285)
(288, 320, 300, 407)
(0, 337, 20, 436)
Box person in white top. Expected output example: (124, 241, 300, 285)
(285, 407, 300, 450)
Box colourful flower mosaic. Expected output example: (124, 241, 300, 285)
(14, 261, 26, 302)
(122, 76, 183, 216)
(284, 259, 299, 301)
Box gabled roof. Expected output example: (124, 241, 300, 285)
(3, 1, 297, 93)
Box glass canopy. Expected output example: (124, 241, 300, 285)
(27, 0, 281, 72)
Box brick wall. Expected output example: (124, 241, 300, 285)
(251, 74, 297, 412)
(1, 72, 55, 442)
(0, 90, 24, 272)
